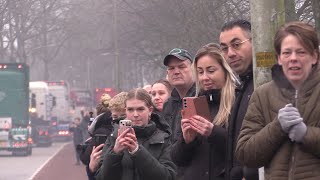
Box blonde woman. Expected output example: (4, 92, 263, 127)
(171, 43, 237, 180)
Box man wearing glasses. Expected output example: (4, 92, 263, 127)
(219, 20, 258, 180)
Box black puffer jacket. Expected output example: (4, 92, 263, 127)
(171, 90, 227, 180)
(226, 70, 258, 180)
(95, 120, 176, 180)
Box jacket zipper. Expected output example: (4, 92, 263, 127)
(289, 89, 298, 180)
(289, 144, 298, 180)
(294, 90, 298, 108)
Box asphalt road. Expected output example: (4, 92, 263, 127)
(0, 142, 87, 180)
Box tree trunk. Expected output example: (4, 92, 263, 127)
(311, 0, 320, 40)
(250, 0, 286, 88)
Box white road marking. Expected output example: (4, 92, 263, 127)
(28, 143, 69, 180)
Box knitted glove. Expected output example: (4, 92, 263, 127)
(289, 122, 307, 143)
(278, 104, 302, 133)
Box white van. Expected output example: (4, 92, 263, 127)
(29, 81, 52, 121)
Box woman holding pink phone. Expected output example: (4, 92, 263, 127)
(171, 43, 237, 180)
(95, 88, 176, 180)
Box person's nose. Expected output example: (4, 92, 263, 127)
(227, 47, 237, 59)
(133, 110, 139, 117)
(173, 67, 180, 74)
(154, 94, 160, 100)
(199, 72, 210, 81)
(290, 52, 298, 62)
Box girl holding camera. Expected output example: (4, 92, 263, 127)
(95, 88, 176, 180)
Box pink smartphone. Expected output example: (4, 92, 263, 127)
(182, 96, 212, 122)
(119, 119, 132, 134)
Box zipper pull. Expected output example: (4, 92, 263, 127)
(294, 90, 298, 107)
(209, 94, 213, 101)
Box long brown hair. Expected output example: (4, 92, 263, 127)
(125, 88, 153, 108)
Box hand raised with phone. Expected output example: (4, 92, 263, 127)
(89, 143, 104, 172)
(181, 110, 197, 144)
(113, 120, 138, 154)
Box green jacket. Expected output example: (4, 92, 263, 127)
(236, 65, 320, 179)
(95, 121, 176, 180)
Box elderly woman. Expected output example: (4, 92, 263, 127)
(95, 88, 176, 180)
(236, 21, 320, 179)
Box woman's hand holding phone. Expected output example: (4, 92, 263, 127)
(113, 128, 132, 154)
(188, 115, 214, 137)
(122, 129, 138, 153)
(89, 143, 104, 172)
(181, 118, 198, 144)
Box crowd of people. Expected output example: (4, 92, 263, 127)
(71, 19, 320, 180)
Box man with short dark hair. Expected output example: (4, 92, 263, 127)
(219, 20, 258, 180)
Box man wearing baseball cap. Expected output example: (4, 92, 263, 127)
(162, 48, 195, 180)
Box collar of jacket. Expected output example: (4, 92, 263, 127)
(198, 89, 221, 105)
(133, 121, 157, 138)
(272, 64, 295, 90)
(170, 83, 196, 102)
(150, 112, 172, 136)
(239, 65, 253, 82)
(236, 67, 253, 91)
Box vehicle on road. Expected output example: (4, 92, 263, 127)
(0, 63, 32, 156)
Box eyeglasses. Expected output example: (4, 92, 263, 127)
(220, 38, 251, 53)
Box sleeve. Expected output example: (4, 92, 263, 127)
(301, 126, 320, 158)
(207, 125, 227, 155)
(79, 140, 94, 165)
(95, 135, 123, 180)
(132, 141, 177, 180)
(235, 89, 288, 168)
(170, 133, 201, 166)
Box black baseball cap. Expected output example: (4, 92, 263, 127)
(163, 48, 193, 66)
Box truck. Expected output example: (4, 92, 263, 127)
(29, 81, 53, 146)
(46, 81, 71, 123)
(46, 81, 72, 141)
(0, 63, 32, 156)
(29, 81, 53, 121)
(70, 89, 93, 119)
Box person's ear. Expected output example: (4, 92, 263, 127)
(277, 55, 282, 65)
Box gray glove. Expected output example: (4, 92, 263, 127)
(278, 103, 302, 133)
(289, 122, 307, 142)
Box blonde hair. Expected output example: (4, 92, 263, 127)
(193, 44, 237, 126)
(108, 92, 128, 112)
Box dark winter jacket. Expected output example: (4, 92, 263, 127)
(69, 125, 84, 145)
(171, 89, 226, 180)
(225, 70, 258, 180)
(162, 84, 196, 142)
(95, 120, 176, 180)
(152, 110, 172, 137)
(78, 112, 114, 180)
(236, 64, 320, 179)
